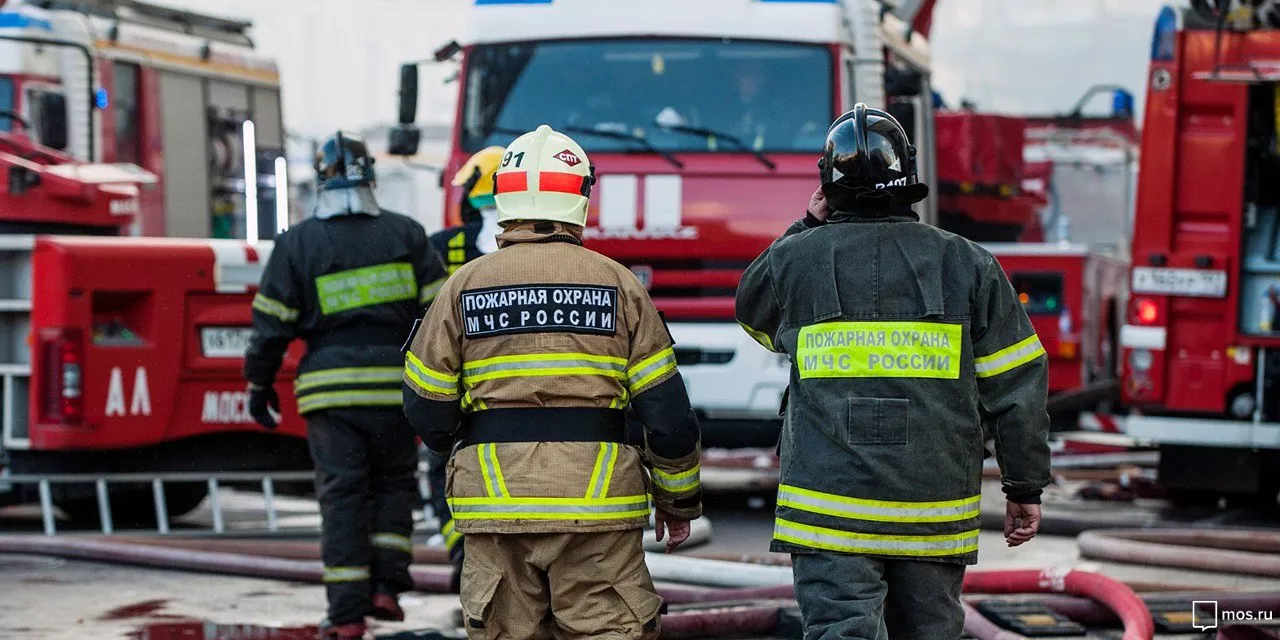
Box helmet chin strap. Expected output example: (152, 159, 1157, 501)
(822, 182, 929, 217)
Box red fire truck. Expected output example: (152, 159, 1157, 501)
(1121, 2, 1280, 503)
(393, 0, 1127, 445)
(0, 0, 307, 523)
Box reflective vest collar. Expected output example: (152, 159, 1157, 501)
(496, 221, 583, 247)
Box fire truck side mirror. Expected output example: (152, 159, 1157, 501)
(398, 63, 419, 126)
(37, 93, 68, 151)
(389, 126, 421, 157)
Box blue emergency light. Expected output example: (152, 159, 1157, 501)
(1111, 89, 1134, 119)
(1151, 5, 1178, 62)
(95, 88, 109, 110)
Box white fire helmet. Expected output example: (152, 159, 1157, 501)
(494, 125, 595, 227)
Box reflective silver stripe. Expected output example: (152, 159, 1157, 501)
(405, 355, 458, 393)
(252, 293, 299, 322)
(295, 367, 402, 392)
(371, 532, 413, 554)
(974, 335, 1046, 378)
(627, 350, 677, 388)
(463, 358, 626, 378)
(297, 390, 402, 413)
(322, 566, 370, 583)
(774, 519, 980, 556)
(777, 486, 979, 523)
(420, 278, 446, 304)
(652, 466, 700, 492)
(589, 443, 617, 499)
(481, 444, 507, 498)
(452, 499, 650, 516)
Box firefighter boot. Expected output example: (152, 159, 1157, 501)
(372, 590, 405, 622)
(318, 619, 367, 640)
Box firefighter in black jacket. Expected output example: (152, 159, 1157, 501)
(244, 131, 448, 640)
(422, 146, 505, 583)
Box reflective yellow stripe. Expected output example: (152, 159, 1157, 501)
(315, 262, 417, 315)
(477, 444, 509, 498)
(586, 443, 619, 499)
(405, 352, 460, 397)
(798, 321, 962, 380)
(448, 231, 466, 248)
(297, 390, 401, 413)
(461, 388, 488, 412)
(463, 353, 627, 384)
(627, 347, 678, 394)
(608, 396, 629, 410)
(252, 292, 299, 323)
(777, 485, 981, 523)
(652, 465, 700, 493)
(774, 518, 980, 557)
(739, 322, 776, 352)
(322, 566, 370, 583)
(974, 334, 1046, 378)
(371, 532, 413, 554)
(450, 495, 651, 521)
(441, 519, 462, 550)
(295, 367, 402, 393)
(449, 249, 466, 264)
(420, 277, 447, 305)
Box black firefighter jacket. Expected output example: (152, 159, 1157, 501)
(735, 209, 1051, 564)
(245, 211, 448, 415)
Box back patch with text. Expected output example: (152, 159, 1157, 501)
(461, 284, 617, 338)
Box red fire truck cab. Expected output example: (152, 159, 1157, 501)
(0, 0, 307, 523)
(1122, 4, 1280, 502)
(394, 0, 937, 446)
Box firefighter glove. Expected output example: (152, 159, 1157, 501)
(247, 383, 280, 430)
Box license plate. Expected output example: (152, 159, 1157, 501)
(200, 327, 254, 358)
(1132, 267, 1228, 298)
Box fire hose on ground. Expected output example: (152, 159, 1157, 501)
(963, 568, 1154, 640)
(0, 535, 1170, 639)
(1078, 529, 1280, 577)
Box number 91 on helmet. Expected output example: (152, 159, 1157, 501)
(493, 125, 596, 227)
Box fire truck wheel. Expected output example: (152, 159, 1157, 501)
(56, 484, 209, 528)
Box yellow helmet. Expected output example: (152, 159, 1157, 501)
(493, 125, 594, 227)
(451, 146, 506, 210)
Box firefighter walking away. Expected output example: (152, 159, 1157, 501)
(244, 131, 448, 640)
(736, 105, 1051, 640)
(423, 145, 507, 587)
(404, 125, 703, 640)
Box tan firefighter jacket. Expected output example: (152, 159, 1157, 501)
(403, 221, 702, 535)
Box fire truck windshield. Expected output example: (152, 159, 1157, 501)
(462, 39, 832, 154)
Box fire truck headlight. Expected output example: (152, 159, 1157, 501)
(1129, 348, 1154, 372)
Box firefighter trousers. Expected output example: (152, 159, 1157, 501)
(306, 407, 418, 625)
(792, 552, 965, 640)
(460, 529, 664, 640)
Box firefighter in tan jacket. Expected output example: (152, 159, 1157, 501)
(403, 125, 703, 640)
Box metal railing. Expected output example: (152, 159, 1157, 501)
(2, 470, 395, 537)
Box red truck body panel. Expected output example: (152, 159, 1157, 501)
(1122, 27, 1280, 413)
(28, 237, 303, 451)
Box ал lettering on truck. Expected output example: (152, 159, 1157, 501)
(0, 0, 310, 525)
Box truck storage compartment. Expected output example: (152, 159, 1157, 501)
(1240, 84, 1280, 339)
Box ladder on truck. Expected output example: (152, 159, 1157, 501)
(28, 0, 254, 45)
